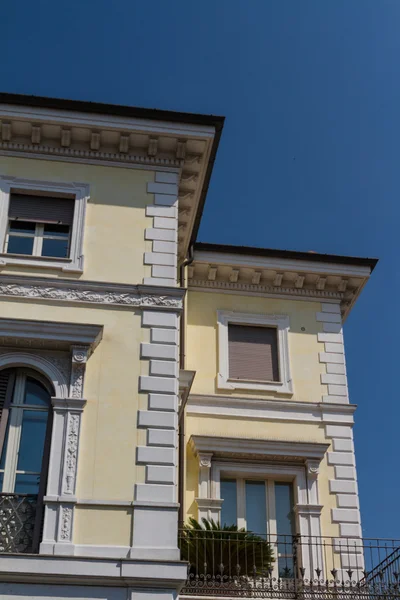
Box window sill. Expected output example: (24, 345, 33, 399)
(0, 253, 83, 273)
(217, 373, 293, 394)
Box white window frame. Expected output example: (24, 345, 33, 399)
(5, 221, 71, 258)
(217, 310, 293, 394)
(0, 176, 89, 272)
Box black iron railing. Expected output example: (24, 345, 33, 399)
(0, 493, 38, 553)
(178, 529, 400, 598)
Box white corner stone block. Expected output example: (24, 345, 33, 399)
(138, 410, 177, 430)
(329, 479, 358, 494)
(319, 352, 345, 364)
(154, 193, 178, 207)
(137, 446, 176, 466)
(334, 465, 357, 480)
(326, 363, 346, 375)
(339, 522, 362, 537)
(328, 384, 348, 397)
(152, 265, 177, 280)
(139, 376, 178, 395)
(316, 312, 342, 324)
(151, 328, 178, 345)
(332, 508, 360, 523)
(337, 494, 359, 508)
(150, 360, 179, 378)
(321, 373, 347, 385)
(318, 332, 343, 343)
(333, 438, 353, 452)
(325, 425, 352, 439)
(322, 395, 349, 404)
(153, 217, 177, 231)
(142, 312, 179, 329)
(323, 322, 343, 333)
(145, 228, 176, 242)
(146, 204, 178, 218)
(135, 483, 175, 503)
(152, 240, 177, 254)
(144, 252, 176, 267)
(148, 393, 178, 412)
(321, 303, 341, 313)
(325, 342, 345, 354)
(146, 465, 176, 484)
(155, 171, 179, 184)
(341, 553, 365, 569)
(141, 342, 178, 360)
(147, 182, 178, 196)
(328, 452, 355, 466)
(147, 428, 176, 447)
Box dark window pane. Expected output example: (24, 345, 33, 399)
(275, 483, 294, 535)
(16, 410, 48, 473)
(278, 557, 294, 579)
(245, 481, 266, 534)
(14, 473, 40, 495)
(43, 224, 70, 237)
(24, 377, 50, 406)
(221, 479, 237, 527)
(9, 220, 36, 233)
(41, 238, 69, 258)
(0, 472, 3, 491)
(7, 235, 34, 255)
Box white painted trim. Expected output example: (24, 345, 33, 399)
(217, 310, 293, 394)
(0, 175, 89, 272)
(0, 352, 68, 398)
(187, 394, 356, 425)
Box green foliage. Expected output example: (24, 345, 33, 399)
(179, 517, 274, 577)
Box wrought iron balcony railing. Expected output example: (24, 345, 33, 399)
(0, 493, 38, 553)
(178, 528, 400, 598)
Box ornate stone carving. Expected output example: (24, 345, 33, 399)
(60, 506, 73, 541)
(306, 460, 320, 478)
(198, 453, 213, 468)
(0, 281, 182, 309)
(70, 346, 89, 399)
(0, 348, 70, 382)
(63, 413, 80, 494)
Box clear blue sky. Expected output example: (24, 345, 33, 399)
(2, 0, 399, 539)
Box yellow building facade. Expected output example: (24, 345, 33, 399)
(0, 94, 385, 600)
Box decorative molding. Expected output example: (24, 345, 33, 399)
(198, 452, 213, 468)
(60, 506, 73, 541)
(187, 393, 356, 424)
(0, 275, 185, 309)
(63, 414, 80, 494)
(306, 460, 321, 478)
(0, 176, 89, 273)
(217, 310, 293, 394)
(70, 346, 89, 399)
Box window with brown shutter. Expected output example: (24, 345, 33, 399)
(228, 324, 280, 382)
(5, 193, 74, 258)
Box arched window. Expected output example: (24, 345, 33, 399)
(0, 367, 53, 553)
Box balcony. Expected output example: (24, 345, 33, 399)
(178, 527, 400, 598)
(0, 493, 38, 553)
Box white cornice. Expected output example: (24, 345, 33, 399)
(0, 104, 217, 259)
(187, 394, 356, 425)
(189, 253, 372, 320)
(190, 434, 330, 461)
(0, 275, 185, 310)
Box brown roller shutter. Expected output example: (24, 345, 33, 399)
(9, 193, 75, 225)
(0, 369, 15, 459)
(228, 324, 279, 382)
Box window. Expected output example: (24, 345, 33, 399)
(0, 368, 52, 494)
(0, 368, 53, 553)
(220, 478, 294, 577)
(228, 324, 279, 382)
(5, 193, 74, 259)
(217, 311, 292, 393)
(0, 176, 89, 272)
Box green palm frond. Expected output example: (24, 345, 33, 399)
(179, 517, 274, 577)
